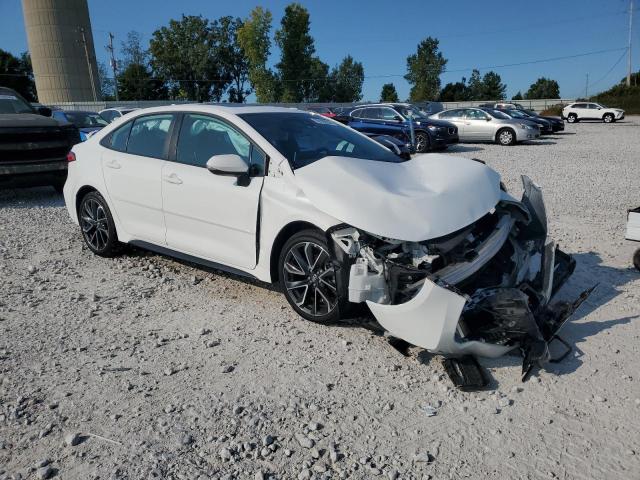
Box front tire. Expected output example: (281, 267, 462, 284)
(78, 191, 121, 257)
(567, 113, 578, 123)
(414, 131, 430, 153)
(603, 113, 614, 123)
(278, 229, 344, 324)
(496, 128, 516, 146)
(633, 249, 640, 272)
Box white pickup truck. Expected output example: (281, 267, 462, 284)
(626, 207, 640, 271)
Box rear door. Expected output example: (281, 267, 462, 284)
(101, 113, 175, 244)
(572, 103, 589, 119)
(161, 113, 265, 269)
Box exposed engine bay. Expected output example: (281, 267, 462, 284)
(328, 175, 593, 381)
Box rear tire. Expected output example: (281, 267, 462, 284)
(567, 113, 578, 123)
(78, 191, 122, 257)
(278, 229, 345, 324)
(633, 249, 640, 272)
(603, 113, 614, 123)
(496, 128, 516, 146)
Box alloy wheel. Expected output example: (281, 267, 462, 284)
(604, 114, 613, 123)
(415, 133, 428, 152)
(499, 130, 513, 145)
(283, 241, 338, 317)
(80, 198, 109, 251)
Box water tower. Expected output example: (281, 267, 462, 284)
(22, 0, 101, 103)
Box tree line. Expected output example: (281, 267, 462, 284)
(0, 3, 568, 104)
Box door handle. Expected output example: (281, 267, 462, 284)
(105, 159, 121, 169)
(162, 173, 183, 185)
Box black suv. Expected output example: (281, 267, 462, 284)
(0, 87, 80, 192)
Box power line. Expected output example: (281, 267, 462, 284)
(589, 48, 629, 89)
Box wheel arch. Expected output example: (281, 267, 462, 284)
(75, 185, 99, 216)
(495, 126, 516, 144)
(269, 220, 325, 283)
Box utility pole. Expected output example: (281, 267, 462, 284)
(627, 0, 634, 87)
(79, 27, 98, 102)
(106, 32, 119, 101)
(585, 73, 589, 98)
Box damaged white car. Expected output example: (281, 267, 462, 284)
(64, 105, 590, 384)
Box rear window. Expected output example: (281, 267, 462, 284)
(127, 114, 174, 159)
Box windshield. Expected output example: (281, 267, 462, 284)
(485, 109, 511, 120)
(65, 112, 109, 128)
(0, 92, 35, 114)
(239, 112, 404, 169)
(503, 109, 528, 119)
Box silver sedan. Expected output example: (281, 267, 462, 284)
(430, 107, 540, 145)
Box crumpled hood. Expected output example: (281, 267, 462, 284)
(0, 113, 63, 128)
(294, 153, 502, 241)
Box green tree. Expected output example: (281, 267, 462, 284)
(481, 71, 506, 100)
(329, 56, 364, 102)
(512, 91, 523, 100)
(97, 61, 115, 100)
(440, 79, 469, 101)
(466, 69, 483, 100)
(404, 37, 447, 101)
(214, 16, 251, 103)
(150, 15, 229, 102)
(0, 49, 37, 101)
(380, 83, 399, 102)
(275, 3, 324, 102)
(525, 77, 560, 99)
(237, 7, 279, 102)
(118, 63, 168, 101)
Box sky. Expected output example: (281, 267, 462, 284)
(1, 0, 638, 101)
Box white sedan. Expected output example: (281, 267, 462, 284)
(63, 105, 582, 378)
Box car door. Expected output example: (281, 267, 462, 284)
(586, 103, 602, 119)
(161, 113, 265, 269)
(101, 113, 174, 245)
(572, 103, 589, 119)
(378, 107, 406, 137)
(463, 109, 492, 140)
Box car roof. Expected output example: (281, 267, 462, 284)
(117, 104, 307, 116)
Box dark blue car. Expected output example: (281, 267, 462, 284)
(335, 103, 459, 153)
(52, 110, 109, 142)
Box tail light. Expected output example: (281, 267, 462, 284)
(66, 151, 76, 162)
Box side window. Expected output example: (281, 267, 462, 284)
(465, 109, 486, 120)
(573, 103, 586, 109)
(439, 110, 457, 119)
(176, 114, 250, 168)
(108, 121, 133, 151)
(101, 111, 114, 123)
(250, 145, 266, 176)
(127, 114, 174, 159)
(52, 111, 67, 122)
(380, 108, 400, 121)
(351, 108, 365, 119)
(587, 103, 599, 109)
(363, 108, 381, 120)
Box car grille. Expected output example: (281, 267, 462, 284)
(0, 127, 77, 163)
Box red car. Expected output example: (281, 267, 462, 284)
(305, 106, 337, 118)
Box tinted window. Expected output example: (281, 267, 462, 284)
(587, 103, 599, 109)
(109, 122, 132, 151)
(250, 145, 266, 176)
(351, 108, 366, 118)
(239, 112, 403, 169)
(573, 103, 587, 108)
(65, 112, 108, 128)
(360, 108, 380, 120)
(176, 114, 250, 168)
(127, 114, 173, 159)
(100, 111, 115, 122)
(380, 108, 400, 120)
(0, 91, 34, 114)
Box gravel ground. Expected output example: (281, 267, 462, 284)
(1, 117, 639, 480)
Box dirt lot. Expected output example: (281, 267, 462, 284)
(1, 117, 639, 480)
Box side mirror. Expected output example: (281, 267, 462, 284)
(37, 106, 52, 117)
(485, 116, 491, 121)
(206, 154, 249, 176)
